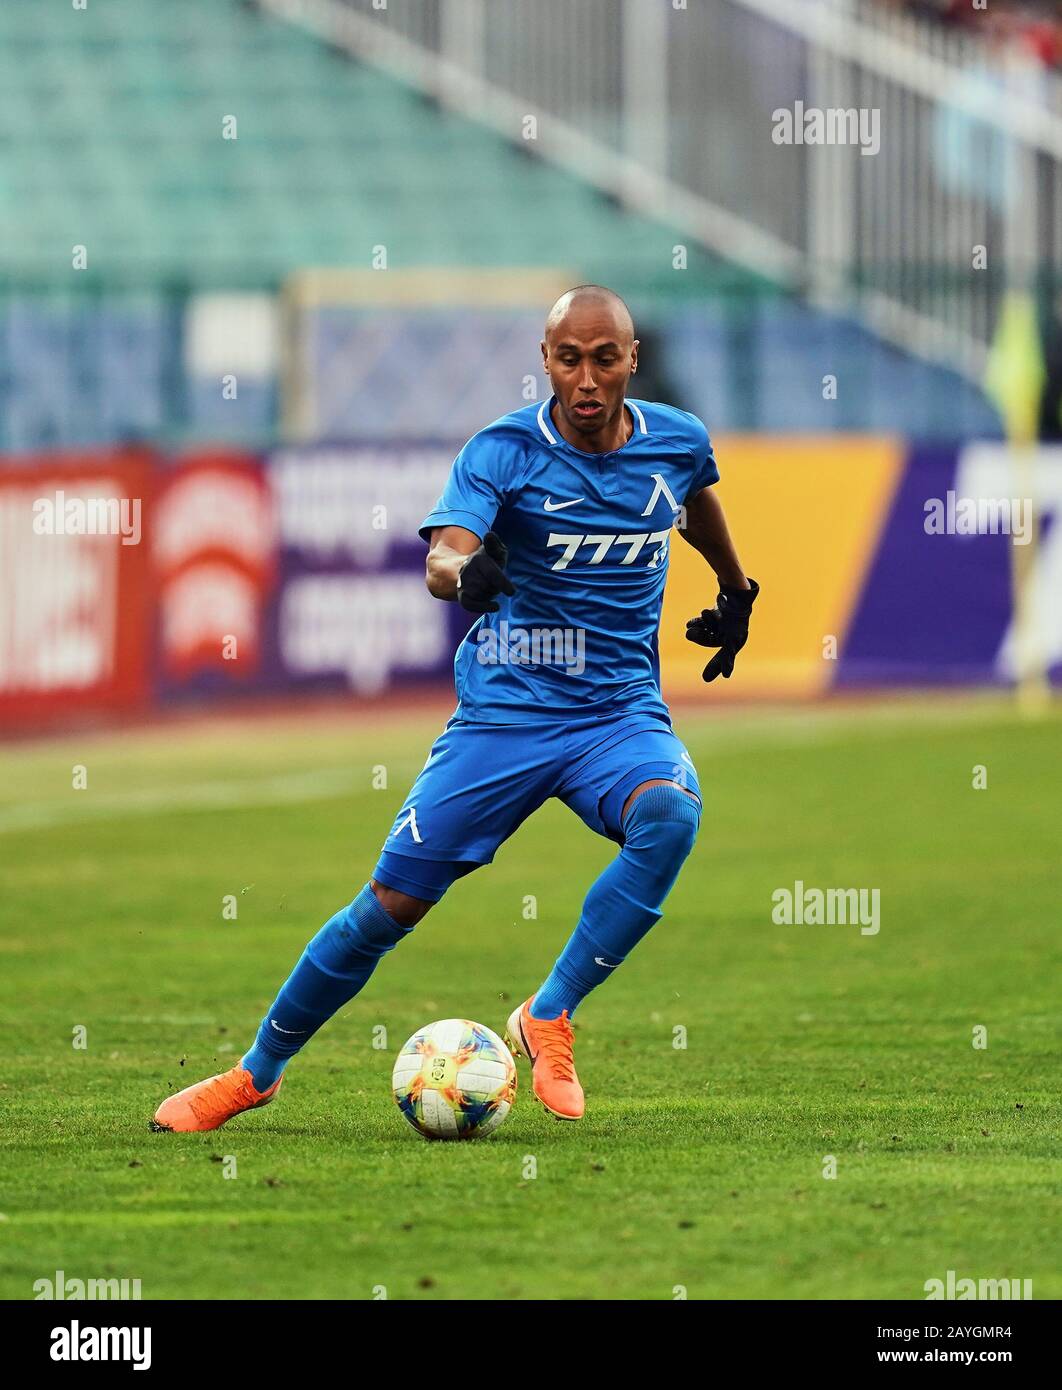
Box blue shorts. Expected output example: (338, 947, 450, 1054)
(372, 711, 700, 902)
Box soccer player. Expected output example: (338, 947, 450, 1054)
(153, 285, 757, 1132)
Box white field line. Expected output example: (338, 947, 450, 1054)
(0, 768, 359, 835)
(677, 694, 1032, 746)
(0, 697, 1039, 836)
(0, 1209, 341, 1227)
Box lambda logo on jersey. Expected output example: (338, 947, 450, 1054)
(391, 806, 423, 844)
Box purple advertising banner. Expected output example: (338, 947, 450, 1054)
(150, 442, 471, 702)
(69, 437, 1062, 717)
(262, 442, 471, 695)
(836, 441, 1062, 688)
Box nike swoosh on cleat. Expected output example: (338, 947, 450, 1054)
(543, 496, 585, 512)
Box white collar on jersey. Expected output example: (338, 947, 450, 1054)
(536, 397, 648, 446)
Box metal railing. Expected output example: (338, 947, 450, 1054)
(257, 0, 1062, 384)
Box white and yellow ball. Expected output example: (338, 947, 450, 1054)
(392, 1019, 517, 1140)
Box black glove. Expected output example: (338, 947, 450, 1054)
(685, 578, 759, 682)
(456, 532, 516, 614)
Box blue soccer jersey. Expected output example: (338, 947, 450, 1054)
(419, 396, 720, 723)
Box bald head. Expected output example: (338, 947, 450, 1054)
(540, 284, 639, 450)
(544, 285, 634, 345)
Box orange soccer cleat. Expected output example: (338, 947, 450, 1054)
(151, 1065, 283, 1133)
(505, 998, 584, 1120)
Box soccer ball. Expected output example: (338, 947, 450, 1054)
(392, 1018, 517, 1140)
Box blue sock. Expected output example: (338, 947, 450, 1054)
(241, 884, 411, 1090)
(531, 785, 700, 1021)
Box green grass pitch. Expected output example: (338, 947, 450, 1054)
(1, 696, 1059, 1301)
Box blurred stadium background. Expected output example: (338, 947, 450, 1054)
(3, 0, 1062, 1307)
(1, 0, 1060, 731)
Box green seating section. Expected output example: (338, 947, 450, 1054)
(0, 0, 758, 293)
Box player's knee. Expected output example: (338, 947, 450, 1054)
(371, 852, 479, 923)
(622, 783, 700, 865)
(370, 880, 433, 929)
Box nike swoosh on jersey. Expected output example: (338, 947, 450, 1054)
(543, 496, 585, 512)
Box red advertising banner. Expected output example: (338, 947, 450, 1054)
(3, 437, 1053, 736)
(152, 451, 276, 686)
(0, 452, 154, 726)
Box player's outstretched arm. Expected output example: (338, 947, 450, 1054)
(426, 526, 516, 613)
(680, 487, 759, 682)
(679, 487, 748, 589)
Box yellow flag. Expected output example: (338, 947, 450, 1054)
(984, 291, 1045, 446)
